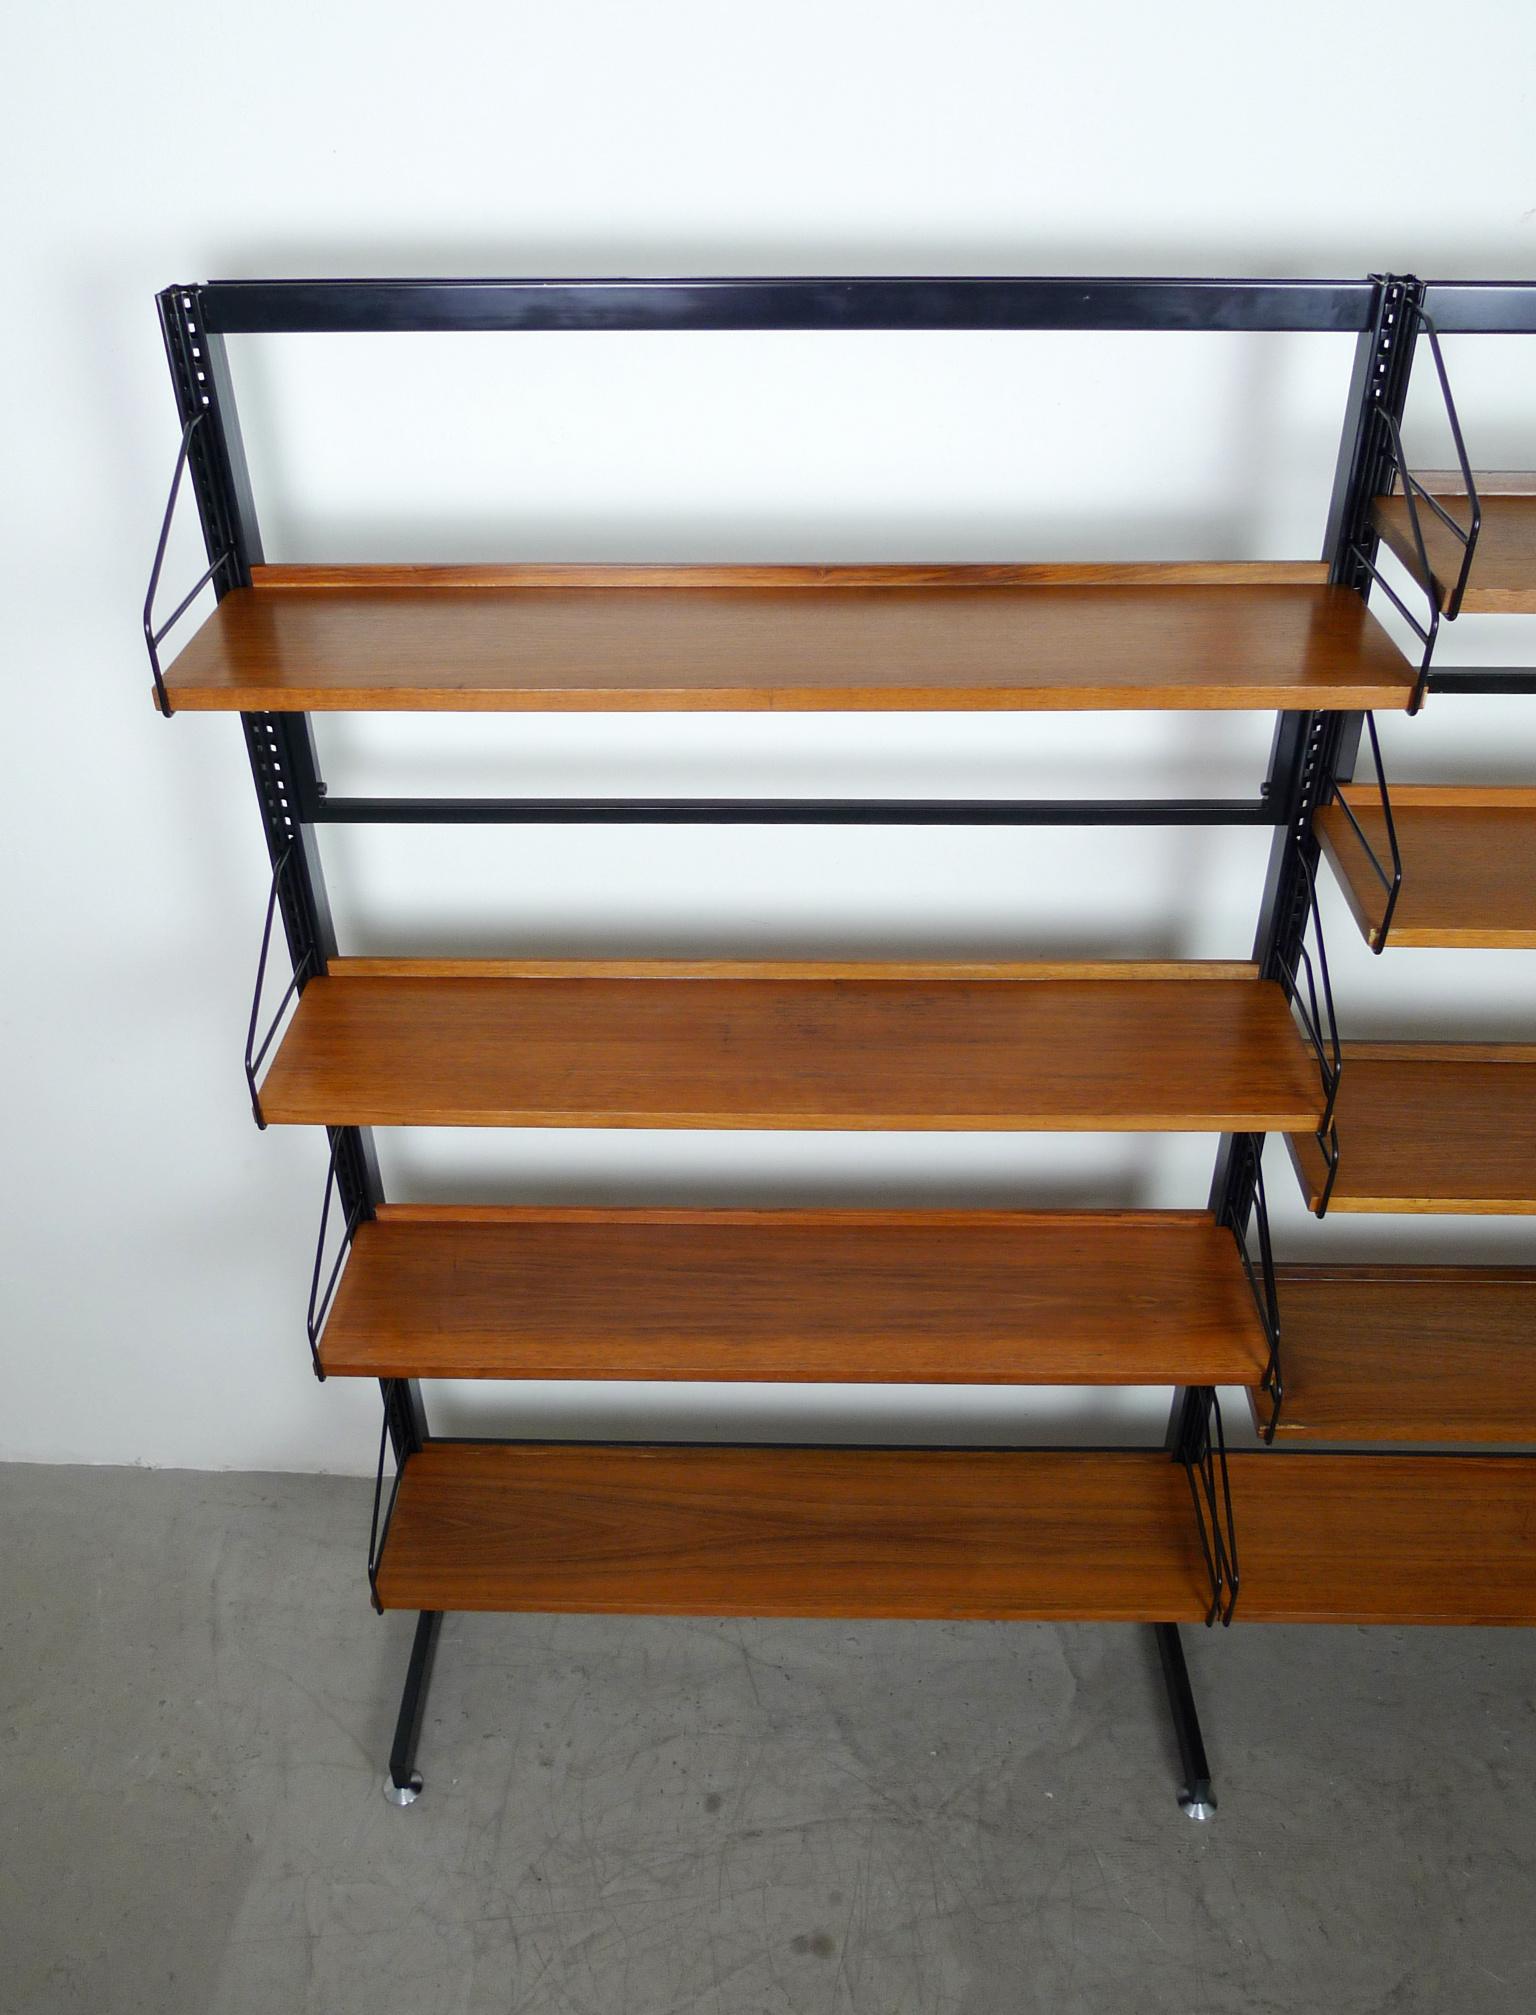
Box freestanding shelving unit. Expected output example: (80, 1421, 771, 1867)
(144, 274, 1536, 1818)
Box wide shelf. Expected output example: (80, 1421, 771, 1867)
(159, 563, 1415, 713)
(1316, 785, 1536, 948)
(1259, 1264, 1536, 1443)
(1372, 491, 1536, 615)
(258, 959, 1325, 1132)
(1288, 1042, 1536, 1213)
(372, 1441, 1536, 1626)
(373, 1443, 1216, 1621)
(320, 1205, 1271, 1386)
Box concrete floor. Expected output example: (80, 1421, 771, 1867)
(1, 1464, 1532, 2015)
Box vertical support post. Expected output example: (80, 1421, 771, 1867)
(1210, 274, 1419, 1228)
(158, 286, 425, 1798)
(375, 1361, 435, 1801)
(1150, 1387, 1215, 1812)
(1325, 275, 1423, 593)
(1155, 1624, 1215, 1820)
(385, 1610, 443, 1805)
(1178, 279, 1427, 1809)
(158, 287, 384, 1240)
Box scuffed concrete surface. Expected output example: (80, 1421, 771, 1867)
(1, 1462, 1532, 2014)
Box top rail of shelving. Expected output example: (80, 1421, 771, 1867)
(192, 276, 1386, 336)
(1419, 283, 1536, 335)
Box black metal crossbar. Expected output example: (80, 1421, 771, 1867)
(196, 275, 1378, 337)
(311, 794, 1281, 828)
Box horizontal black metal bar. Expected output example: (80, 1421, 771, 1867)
(1421, 282, 1536, 335)
(1427, 669, 1536, 694)
(198, 276, 1376, 336)
(312, 794, 1279, 827)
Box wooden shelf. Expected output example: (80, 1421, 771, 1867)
(319, 1205, 1271, 1386)
(371, 1441, 1536, 1626)
(1288, 1042, 1536, 1213)
(1372, 492, 1536, 614)
(1234, 1452, 1536, 1624)
(258, 959, 1325, 1132)
(372, 1442, 1216, 1620)
(1316, 785, 1536, 948)
(1258, 1264, 1536, 1443)
(159, 563, 1415, 713)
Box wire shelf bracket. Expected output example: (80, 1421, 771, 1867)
(1217, 1133, 1284, 1439)
(1346, 305, 1482, 711)
(244, 846, 317, 1128)
(1174, 1387, 1241, 1627)
(1321, 711, 1405, 951)
(142, 410, 237, 717)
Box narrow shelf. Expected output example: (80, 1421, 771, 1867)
(372, 1441, 1536, 1626)
(159, 563, 1415, 713)
(320, 1205, 1272, 1387)
(1257, 1264, 1536, 1442)
(1316, 785, 1536, 948)
(1372, 492, 1536, 614)
(259, 959, 1325, 1132)
(1288, 1042, 1536, 1213)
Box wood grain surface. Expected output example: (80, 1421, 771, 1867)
(1316, 786, 1536, 948)
(371, 1443, 1214, 1620)
(370, 1441, 1536, 1625)
(320, 1206, 1270, 1385)
(1288, 1044, 1536, 1213)
(1372, 493, 1536, 613)
(161, 572, 1414, 712)
(1260, 1264, 1536, 1442)
(1230, 1453, 1536, 1624)
(258, 966, 1324, 1131)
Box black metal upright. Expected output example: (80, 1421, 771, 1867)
(155, 284, 416, 1537)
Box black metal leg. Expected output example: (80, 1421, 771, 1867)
(1154, 1622, 1215, 1820)
(385, 1610, 443, 1805)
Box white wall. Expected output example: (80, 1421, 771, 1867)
(3, 0, 1534, 1474)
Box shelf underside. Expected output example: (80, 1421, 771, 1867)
(371, 1442, 1536, 1626)
(1372, 493, 1536, 614)
(321, 1206, 1271, 1386)
(1262, 1264, 1536, 1443)
(1316, 787, 1536, 948)
(259, 961, 1324, 1132)
(160, 565, 1414, 712)
(1288, 1043, 1536, 1213)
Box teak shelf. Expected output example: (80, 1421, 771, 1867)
(372, 1442, 1536, 1629)
(148, 270, 1536, 1816)
(255, 961, 1324, 1134)
(1287, 1044, 1536, 1214)
(1317, 785, 1536, 948)
(1261, 1265, 1536, 1442)
(1373, 492, 1536, 614)
(320, 1206, 1273, 1388)
(160, 564, 1415, 714)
